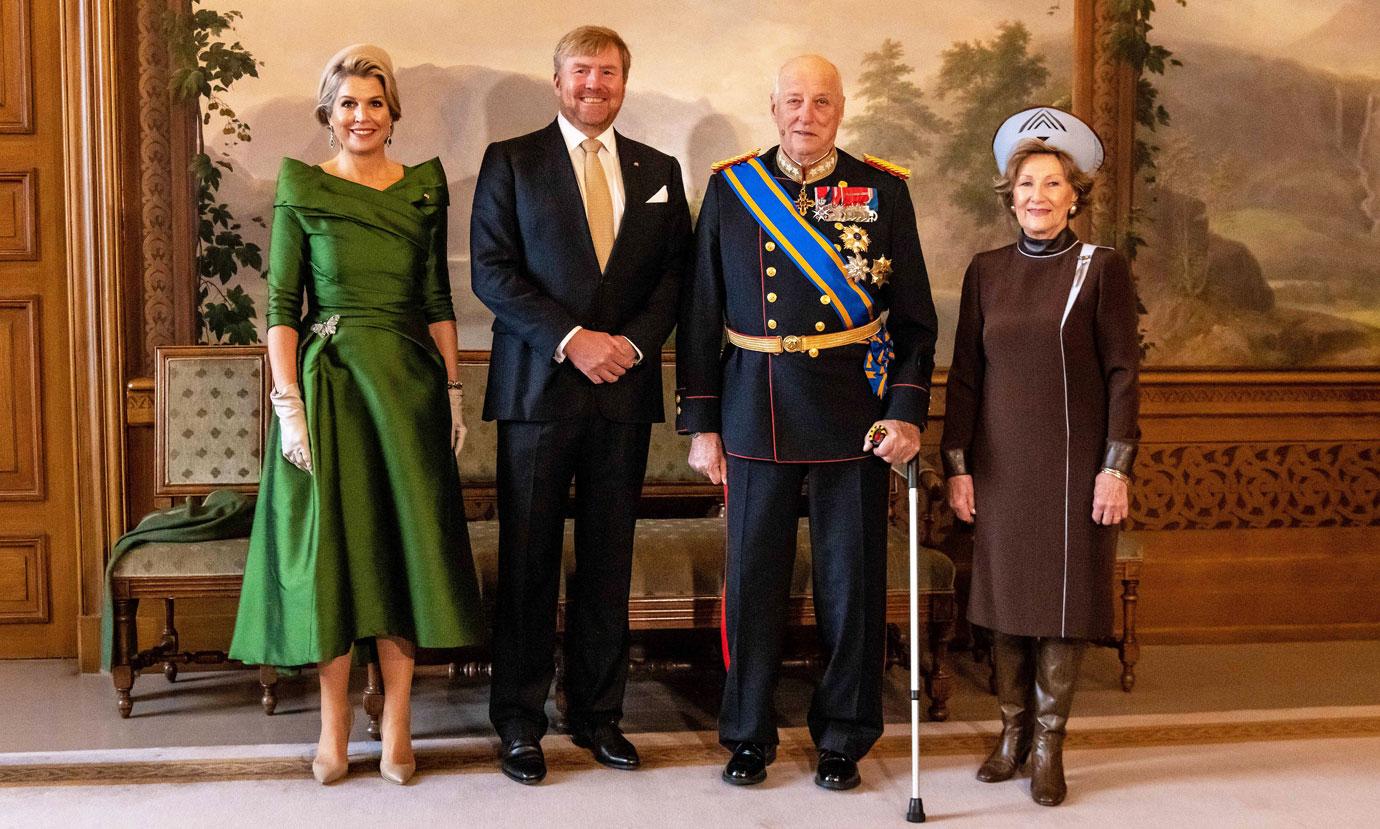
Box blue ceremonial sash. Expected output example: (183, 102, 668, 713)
(720, 158, 874, 329)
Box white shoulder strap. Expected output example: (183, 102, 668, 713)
(1059, 243, 1098, 328)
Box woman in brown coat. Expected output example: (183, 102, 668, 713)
(942, 108, 1139, 807)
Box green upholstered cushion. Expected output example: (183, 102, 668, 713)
(111, 538, 250, 578)
(467, 517, 955, 602)
(456, 363, 497, 481)
(162, 355, 265, 489)
(455, 362, 699, 485)
(1117, 532, 1144, 561)
(110, 520, 957, 601)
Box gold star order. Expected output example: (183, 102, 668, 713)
(840, 224, 870, 254)
(869, 256, 893, 286)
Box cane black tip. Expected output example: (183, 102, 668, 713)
(907, 797, 926, 823)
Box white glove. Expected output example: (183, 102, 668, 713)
(270, 383, 312, 474)
(448, 386, 467, 457)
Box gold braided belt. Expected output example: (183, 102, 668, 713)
(726, 317, 882, 355)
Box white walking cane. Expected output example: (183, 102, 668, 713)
(906, 458, 926, 823)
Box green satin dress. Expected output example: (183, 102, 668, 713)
(229, 157, 483, 667)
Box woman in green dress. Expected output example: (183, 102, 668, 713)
(229, 44, 482, 786)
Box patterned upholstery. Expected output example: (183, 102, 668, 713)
(455, 362, 697, 484)
(112, 538, 250, 578)
(1118, 531, 1144, 561)
(161, 354, 265, 493)
(112, 520, 954, 605)
(466, 518, 955, 603)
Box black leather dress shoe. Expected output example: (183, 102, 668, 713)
(721, 742, 775, 786)
(815, 750, 861, 790)
(500, 737, 546, 785)
(571, 722, 641, 770)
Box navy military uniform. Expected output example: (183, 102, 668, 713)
(676, 146, 938, 759)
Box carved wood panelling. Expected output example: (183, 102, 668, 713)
(137, 0, 175, 366)
(0, 299, 42, 499)
(1131, 442, 1380, 532)
(0, 169, 38, 260)
(0, 536, 49, 624)
(0, 0, 34, 133)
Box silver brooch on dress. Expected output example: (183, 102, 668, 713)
(310, 314, 340, 338)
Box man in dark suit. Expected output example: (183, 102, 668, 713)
(470, 25, 692, 785)
(677, 54, 937, 791)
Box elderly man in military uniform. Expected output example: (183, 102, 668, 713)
(677, 54, 938, 790)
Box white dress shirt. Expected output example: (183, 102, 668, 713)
(553, 113, 641, 365)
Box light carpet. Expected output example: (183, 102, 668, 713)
(2, 708, 1379, 828)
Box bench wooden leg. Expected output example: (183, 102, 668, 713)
(1119, 576, 1141, 692)
(258, 665, 279, 715)
(925, 619, 953, 722)
(160, 599, 179, 683)
(363, 660, 384, 741)
(112, 597, 139, 718)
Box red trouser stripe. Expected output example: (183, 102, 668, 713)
(720, 481, 731, 671)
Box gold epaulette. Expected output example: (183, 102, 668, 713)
(710, 148, 763, 173)
(863, 154, 911, 180)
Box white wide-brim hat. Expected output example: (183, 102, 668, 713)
(992, 107, 1104, 175)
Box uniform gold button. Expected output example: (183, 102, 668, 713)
(808, 348, 820, 358)
(820, 296, 831, 305)
(837, 181, 847, 188)
(765, 241, 777, 252)
(815, 321, 826, 332)
(833, 243, 842, 251)
(766, 266, 777, 277)
(834, 222, 844, 230)
(767, 292, 777, 302)
(767, 319, 778, 330)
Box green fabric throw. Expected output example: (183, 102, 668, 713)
(100, 490, 257, 671)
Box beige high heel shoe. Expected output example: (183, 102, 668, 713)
(312, 709, 354, 785)
(379, 714, 415, 785)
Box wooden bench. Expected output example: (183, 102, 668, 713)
(109, 346, 958, 727)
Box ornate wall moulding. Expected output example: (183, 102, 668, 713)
(0, 0, 35, 134)
(1131, 442, 1380, 532)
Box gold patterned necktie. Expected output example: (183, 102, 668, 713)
(581, 137, 615, 270)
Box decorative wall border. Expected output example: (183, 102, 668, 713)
(1130, 442, 1380, 532)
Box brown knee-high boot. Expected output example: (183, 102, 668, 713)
(1029, 637, 1086, 806)
(976, 631, 1035, 782)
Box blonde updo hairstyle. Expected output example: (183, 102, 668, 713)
(993, 138, 1094, 215)
(315, 44, 402, 126)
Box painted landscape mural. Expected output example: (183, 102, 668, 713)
(196, 0, 1379, 367)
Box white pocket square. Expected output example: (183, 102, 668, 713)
(646, 185, 669, 203)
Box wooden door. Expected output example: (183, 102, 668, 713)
(0, 0, 79, 657)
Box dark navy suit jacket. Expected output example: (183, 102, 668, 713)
(470, 120, 692, 423)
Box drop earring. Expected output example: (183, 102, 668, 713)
(327, 126, 335, 149)
(1069, 204, 1078, 216)
(386, 125, 394, 147)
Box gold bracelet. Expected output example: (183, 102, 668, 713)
(1100, 467, 1131, 484)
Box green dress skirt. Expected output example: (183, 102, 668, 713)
(229, 157, 483, 666)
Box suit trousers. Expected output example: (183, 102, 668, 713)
(719, 454, 891, 760)
(489, 414, 652, 742)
